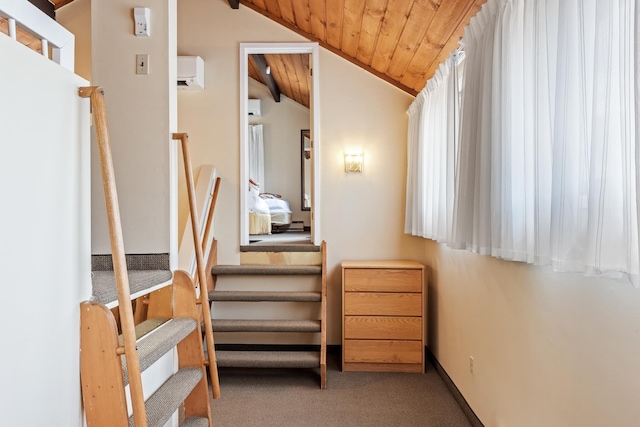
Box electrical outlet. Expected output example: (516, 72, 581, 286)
(469, 356, 474, 374)
(136, 54, 149, 75)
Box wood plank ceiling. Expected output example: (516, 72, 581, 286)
(238, 0, 486, 97)
(45, 0, 486, 105)
(249, 53, 311, 108)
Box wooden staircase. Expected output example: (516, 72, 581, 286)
(209, 242, 328, 389)
(78, 87, 215, 426)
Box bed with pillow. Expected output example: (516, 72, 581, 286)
(260, 194, 292, 226)
(249, 211, 271, 235)
(247, 182, 293, 235)
(247, 180, 271, 235)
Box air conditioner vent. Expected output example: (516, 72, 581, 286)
(177, 56, 204, 90)
(248, 99, 261, 116)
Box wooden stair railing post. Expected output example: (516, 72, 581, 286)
(173, 133, 221, 398)
(205, 239, 218, 294)
(201, 177, 221, 258)
(173, 270, 214, 425)
(79, 86, 147, 426)
(200, 177, 221, 294)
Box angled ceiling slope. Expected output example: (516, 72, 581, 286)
(249, 53, 311, 108)
(46, 0, 486, 97)
(234, 0, 486, 96)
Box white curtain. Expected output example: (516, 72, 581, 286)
(248, 124, 265, 190)
(407, 0, 639, 282)
(549, 0, 637, 277)
(455, 0, 638, 278)
(451, 0, 555, 265)
(405, 52, 463, 241)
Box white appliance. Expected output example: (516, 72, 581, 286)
(248, 99, 261, 116)
(177, 56, 204, 90)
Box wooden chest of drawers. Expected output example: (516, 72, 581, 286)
(341, 260, 425, 373)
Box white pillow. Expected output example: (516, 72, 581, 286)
(247, 186, 270, 214)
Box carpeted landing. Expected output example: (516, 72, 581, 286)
(209, 354, 472, 427)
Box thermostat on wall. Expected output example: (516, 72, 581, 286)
(134, 7, 150, 37)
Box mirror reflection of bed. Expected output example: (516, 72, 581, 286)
(247, 179, 311, 246)
(245, 52, 312, 248)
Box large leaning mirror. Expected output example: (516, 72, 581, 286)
(301, 129, 311, 211)
(240, 43, 320, 246)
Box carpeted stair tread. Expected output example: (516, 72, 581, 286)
(209, 290, 321, 302)
(92, 269, 173, 305)
(216, 350, 320, 368)
(118, 318, 170, 345)
(122, 318, 197, 385)
(212, 319, 320, 332)
(211, 264, 321, 276)
(128, 367, 203, 427)
(181, 417, 209, 427)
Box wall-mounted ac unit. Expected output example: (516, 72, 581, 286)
(177, 56, 204, 90)
(248, 99, 261, 116)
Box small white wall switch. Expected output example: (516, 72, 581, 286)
(136, 54, 150, 75)
(134, 7, 150, 37)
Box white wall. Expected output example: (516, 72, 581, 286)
(55, 1, 640, 425)
(248, 78, 311, 226)
(419, 240, 640, 426)
(65, 3, 180, 424)
(177, 0, 415, 344)
(55, 0, 91, 81)
(319, 49, 420, 341)
(90, 0, 177, 255)
(0, 34, 91, 426)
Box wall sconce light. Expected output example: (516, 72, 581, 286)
(344, 153, 363, 173)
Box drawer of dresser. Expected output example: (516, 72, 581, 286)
(344, 316, 422, 340)
(344, 292, 422, 316)
(344, 340, 422, 364)
(344, 268, 422, 292)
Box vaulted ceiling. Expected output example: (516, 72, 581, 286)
(43, 0, 485, 104)
(236, 0, 485, 97)
(249, 53, 311, 108)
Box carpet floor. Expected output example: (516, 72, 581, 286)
(209, 354, 472, 427)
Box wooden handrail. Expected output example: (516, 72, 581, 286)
(79, 86, 147, 426)
(196, 175, 221, 293)
(201, 176, 221, 256)
(173, 133, 221, 398)
(201, 177, 221, 294)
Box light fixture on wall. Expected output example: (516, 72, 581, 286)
(344, 153, 363, 173)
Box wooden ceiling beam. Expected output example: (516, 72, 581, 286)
(28, 0, 55, 17)
(240, 0, 418, 96)
(228, 0, 240, 10)
(251, 54, 281, 102)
